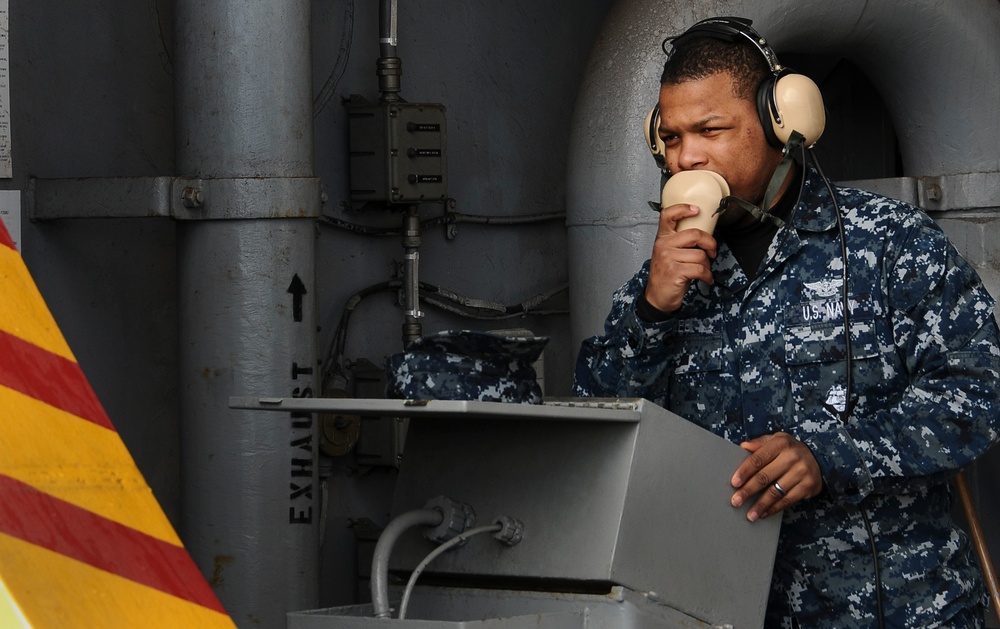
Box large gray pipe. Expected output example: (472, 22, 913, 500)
(174, 1, 320, 626)
(567, 0, 1000, 346)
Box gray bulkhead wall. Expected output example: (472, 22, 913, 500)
(6, 0, 614, 619)
(312, 0, 612, 399)
(311, 0, 614, 605)
(568, 0, 1000, 344)
(9, 1, 181, 519)
(13, 0, 998, 622)
(567, 0, 1000, 598)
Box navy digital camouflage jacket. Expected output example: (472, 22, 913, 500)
(574, 165, 1000, 627)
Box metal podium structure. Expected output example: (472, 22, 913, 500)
(229, 397, 781, 629)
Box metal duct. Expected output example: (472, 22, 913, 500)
(567, 0, 1000, 346)
(174, 0, 321, 626)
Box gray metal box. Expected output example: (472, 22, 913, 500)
(386, 399, 779, 629)
(230, 397, 780, 628)
(348, 96, 448, 204)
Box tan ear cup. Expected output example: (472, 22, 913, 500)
(770, 73, 826, 147)
(644, 105, 667, 168)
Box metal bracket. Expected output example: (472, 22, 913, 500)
(27, 175, 324, 221)
(840, 171, 1000, 213)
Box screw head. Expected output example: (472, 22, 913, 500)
(181, 186, 204, 209)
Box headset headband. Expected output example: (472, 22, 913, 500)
(662, 17, 782, 74)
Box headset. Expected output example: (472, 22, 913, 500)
(644, 17, 889, 629)
(643, 16, 826, 169)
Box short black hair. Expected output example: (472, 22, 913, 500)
(660, 36, 771, 102)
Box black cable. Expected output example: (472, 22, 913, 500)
(322, 280, 400, 383)
(419, 282, 569, 320)
(437, 211, 567, 226)
(320, 279, 569, 386)
(313, 0, 355, 118)
(318, 210, 566, 237)
(859, 504, 887, 629)
(319, 215, 403, 237)
(809, 148, 885, 629)
(809, 151, 854, 426)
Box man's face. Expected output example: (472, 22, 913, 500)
(657, 72, 783, 226)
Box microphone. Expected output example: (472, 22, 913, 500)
(660, 170, 730, 234)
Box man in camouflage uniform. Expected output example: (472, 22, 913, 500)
(573, 18, 1000, 628)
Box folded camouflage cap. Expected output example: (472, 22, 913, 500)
(385, 329, 549, 404)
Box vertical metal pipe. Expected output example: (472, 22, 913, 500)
(174, 0, 319, 626)
(379, 0, 399, 56)
(377, 0, 401, 102)
(401, 207, 423, 345)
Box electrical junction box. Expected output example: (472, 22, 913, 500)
(347, 95, 448, 205)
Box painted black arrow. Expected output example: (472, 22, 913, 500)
(287, 274, 307, 322)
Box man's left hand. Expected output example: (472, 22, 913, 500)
(729, 432, 823, 522)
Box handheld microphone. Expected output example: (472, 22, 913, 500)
(660, 170, 730, 234)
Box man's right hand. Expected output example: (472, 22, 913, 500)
(644, 203, 718, 313)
